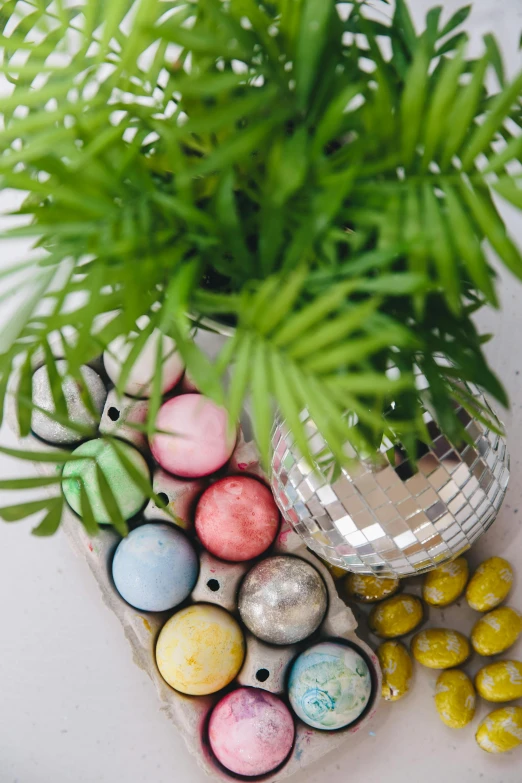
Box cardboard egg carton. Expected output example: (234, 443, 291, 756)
(8, 345, 382, 782)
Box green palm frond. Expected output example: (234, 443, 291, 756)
(0, 0, 521, 535)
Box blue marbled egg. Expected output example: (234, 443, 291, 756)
(112, 523, 199, 612)
(288, 641, 372, 730)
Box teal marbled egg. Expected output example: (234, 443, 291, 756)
(288, 641, 373, 731)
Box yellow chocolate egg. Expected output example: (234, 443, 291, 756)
(344, 573, 400, 604)
(423, 558, 469, 607)
(377, 640, 413, 702)
(476, 707, 522, 754)
(156, 604, 245, 695)
(369, 594, 423, 638)
(466, 557, 513, 612)
(434, 670, 476, 728)
(411, 628, 470, 669)
(475, 661, 522, 703)
(471, 607, 522, 656)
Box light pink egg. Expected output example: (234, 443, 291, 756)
(195, 477, 279, 561)
(209, 688, 295, 777)
(150, 395, 236, 478)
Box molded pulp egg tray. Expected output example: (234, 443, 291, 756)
(11, 347, 381, 783)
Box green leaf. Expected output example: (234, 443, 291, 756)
(0, 268, 55, 358)
(356, 273, 429, 295)
(483, 33, 505, 87)
(394, 0, 417, 53)
(0, 498, 54, 522)
(303, 331, 411, 374)
(0, 445, 79, 463)
(146, 329, 166, 438)
(422, 43, 466, 167)
(257, 266, 308, 336)
(295, 0, 334, 109)
(95, 462, 128, 537)
(462, 70, 522, 170)
(0, 476, 63, 490)
(442, 184, 497, 305)
(17, 352, 33, 438)
(460, 182, 522, 280)
(401, 43, 430, 167)
(227, 331, 253, 426)
(422, 184, 460, 313)
(436, 31, 467, 56)
(250, 340, 272, 467)
(325, 372, 415, 395)
(79, 480, 100, 537)
(494, 177, 522, 210)
(311, 84, 363, 158)
(32, 497, 63, 536)
(287, 298, 381, 360)
(270, 353, 313, 464)
(483, 136, 522, 174)
(441, 54, 489, 169)
(271, 126, 309, 205)
(439, 5, 471, 38)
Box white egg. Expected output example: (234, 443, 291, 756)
(103, 328, 184, 398)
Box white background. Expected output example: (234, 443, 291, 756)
(1, 1, 522, 781)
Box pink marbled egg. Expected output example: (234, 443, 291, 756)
(150, 395, 236, 478)
(208, 688, 295, 777)
(195, 476, 279, 561)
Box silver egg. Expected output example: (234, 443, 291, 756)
(31, 360, 107, 445)
(238, 556, 327, 645)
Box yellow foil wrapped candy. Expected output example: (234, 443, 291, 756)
(369, 594, 423, 638)
(476, 707, 522, 754)
(434, 670, 476, 728)
(344, 573, 400, 603)
(471, 607, 522, 656)
(377, 641, 413, 702)
(466, 556, 513, 612)
(411, 628, 470, 669)
(156, 604, 245, 695)
(423, 558, 469, 607)
(475, 660, 522, 702)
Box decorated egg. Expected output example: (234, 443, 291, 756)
(150, 395, 236, 478)
(476, 707, 522, 754)
(156, 604, 244, 695)
(377, 641, 413, 702)
(471, 607, 522, 656)
(288, 641, 373, 731)
(434, 670, 476, 729)
(423, 557, 469, 607)
(195, 476, 279, 562)
(238, 556, 327, 645)
(209, 688, 295, 776)
(411, 628, 470, 669)
(103, 328, 184, 398)
(368, 594, 423, 638)
(466, 556, 513, 612)
(32, 360, 106, 445)
(62, 438, 149, 524)
(112, 523, 198, 611)
(475, 660, 522, 702)
(343, 573, 400, 604)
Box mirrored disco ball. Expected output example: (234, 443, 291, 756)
(270, 396, 510, 578)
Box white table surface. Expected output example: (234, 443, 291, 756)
(1, 2, 522, 781)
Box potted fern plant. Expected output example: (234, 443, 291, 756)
(0, 0, 521, 567)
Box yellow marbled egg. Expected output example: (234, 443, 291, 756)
(377, 640, 413, 702)
(344, 573, 400, 604)
(476, 707, 522, 754)
(156, 604, 245, 695)
(434, 670, 476, 728)
(423, 558, 469, 607)
(475, 660, 522, 702)
(369, 594, 423, 638)
(471, 607, 522, 656)
(411, 628, 470, 669)
(466, 557, 513, 612)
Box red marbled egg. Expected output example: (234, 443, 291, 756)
(195, 476, 280, 561)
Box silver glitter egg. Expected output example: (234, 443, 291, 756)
(31, 361, 107, 445)
(270, 387, 509, 578)
(238, 556, 328, 645)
